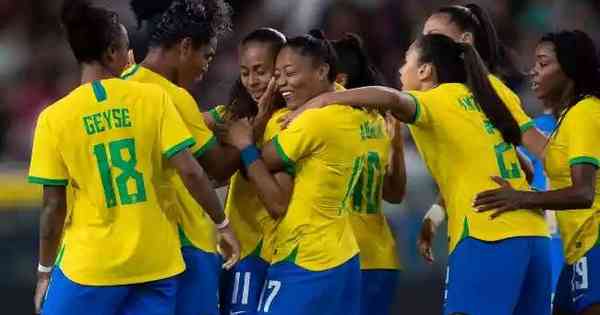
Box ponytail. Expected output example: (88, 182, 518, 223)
(332, 33, 385, 88)
(417, 34, 521, 146)
(285, 29, 338, 82)
(462, 44, 521, 145)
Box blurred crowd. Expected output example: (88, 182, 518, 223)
(1, 0, 600, 286)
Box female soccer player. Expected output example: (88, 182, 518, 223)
(474, 30, 600, 315)
(299, 34, 552, 315)
(223, 30, 386, 315)
(416, 2, 547, 261)
(126, 1, 239, 314)
(332, 33, 404, 315)
(208, 28, 291, 315)
(29, 1, 231, 315)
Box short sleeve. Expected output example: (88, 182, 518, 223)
(28, 110, 69, 186)
(175, 88, 216, 158)
(405, 90, 433, 127)
(160, 91, 196, 159)
(564, 102, 600, 168)
(271, 110, 324, 175)
(262, 108, 289, 145)
(489, 75, 534, 133)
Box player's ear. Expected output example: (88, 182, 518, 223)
(335, 73, 348, 87)
(417, 62, 433, 81)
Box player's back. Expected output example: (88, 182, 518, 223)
(407, 83, 548, 252)
(33, 78, 189, 285)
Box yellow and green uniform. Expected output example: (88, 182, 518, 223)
(28, 79, 193, 285)
(211, 105, 290, 261)
(270, 105, 373, 271)
(349, 112, 400, 270)
(406, 83, 548, 253)
(545, 96, 600, 264)
(122, 64, 218, 253)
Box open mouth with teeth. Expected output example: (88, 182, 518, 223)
(281, 91, 293, 102)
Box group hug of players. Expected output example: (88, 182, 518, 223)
(27, 0, 600, 314)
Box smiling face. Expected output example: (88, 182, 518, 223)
(239, 42, 278, 102)
(275, 46, 330, 110)
(530, 41, 571, 102)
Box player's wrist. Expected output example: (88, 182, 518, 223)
(240, 145, 260, 168)
(424, 203, 446, 229)
(215, 216, 230, 231)
(37, 263, 53, 274)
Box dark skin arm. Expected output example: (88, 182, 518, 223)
(382, 114, 406, 203)
(34, 185, 67, 313)
(169, 149, 240, 269)
(517, 151, 534, 184)
(197, 144, 241, 183)
(474, 164, 597, 218)
(225, 118, 293, 219)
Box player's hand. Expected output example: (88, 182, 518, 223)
(34, 271, 51, 314)
(225, 118, 254, 149)
(417, 218, 436, 264)
(217, 225, 240, 270)
(385, 112, 404, 149)
(256, 77, 278, 120)
(474, 176, 527, 218)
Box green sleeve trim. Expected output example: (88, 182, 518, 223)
(405, 92, 421, 124)
(27, 176, 68, 186)
(164, 137, 196, 159)
(569, 156, 600, 168)
(120, 64, 140, 80)
(55, 245, 66, 266)
(520, 120, 536, 133)
(209, 107, 224, 124)
(91, 80, 107, 102)
(178, 225, 194, 248)
(193, 136, 217, 158)
(272, 135, 296, 176)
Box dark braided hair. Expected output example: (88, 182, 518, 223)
(61, 0, 123, 63)
(131, 0, 232, 49)
(225, 28, 287, 119)
(283, 29, 338, 82)
(331, 33, 385, 88)
(540, 30, 600, 137)
(416, 34, 521, 145)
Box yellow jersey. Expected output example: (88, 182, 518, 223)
(270, 105, 369, 271)
(122, 65, 218, 253)
(407, 83, 549, 253)
(489, 75, 536, 133)
(212, 105, 289, 261)
(349, 112, 401, 270)
(28, 79, 192, 285)
(545, 96, 600, 264)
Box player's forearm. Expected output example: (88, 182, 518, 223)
(39, 199, 66, 267)
(521, 128, 547, 160)
(198, 144, 241, 182)
(246, 159, 289, 219)
(383, 144, 406, 203)
(319, 87, 417, 122)
(519, 186, 595, 210)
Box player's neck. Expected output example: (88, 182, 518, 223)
(142, 49, 178, 84)
(80, 63, 116, 85)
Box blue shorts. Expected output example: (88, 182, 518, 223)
(444, 237, 551, 315)
(361, 269, 399, 315)
(42, 268, 178, 315)
(554, 242, 600, 314)
(220, 255, 269, 315)
(176, 246, 222, 315)
(257, 255, 361, 315)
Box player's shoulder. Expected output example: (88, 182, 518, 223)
(573, 96, 600, 113)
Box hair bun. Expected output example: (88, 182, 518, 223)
(130, 0, 175, 22)
(61, 0, 90, 28)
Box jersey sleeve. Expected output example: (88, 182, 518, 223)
(175, 89, 217, 158)
(405, 90, 434, 127)
(271, 109, 324, 175)
(262, 108, 289, 145)
(28, 109, 69, 186)
(489, 75, 534, 133)
(564, 102, 600, 168)
(159, 91, 196, 159)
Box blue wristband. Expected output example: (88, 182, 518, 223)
(240, 145, 260, 168)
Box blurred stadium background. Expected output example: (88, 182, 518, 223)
(1, 0, 599, 313)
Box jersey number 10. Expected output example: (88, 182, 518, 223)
(93, 138, 147, 208)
